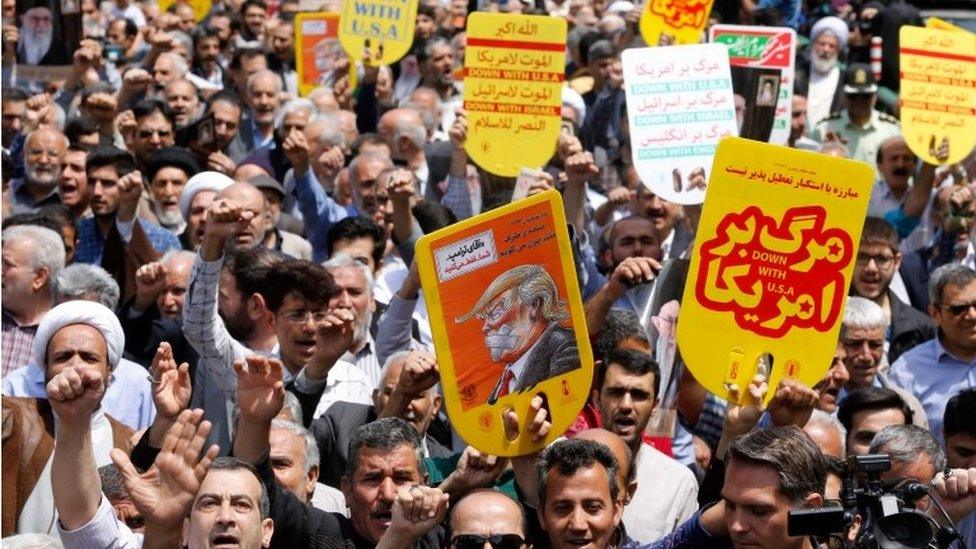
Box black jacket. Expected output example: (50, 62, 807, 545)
(887, 289, 934, 363)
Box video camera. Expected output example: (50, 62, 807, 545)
(787, 454, 965, 549)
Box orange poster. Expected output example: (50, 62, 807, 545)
(416, 191, 592, 456)
(295, 12, 341, 97)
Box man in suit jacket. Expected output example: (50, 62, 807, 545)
(455, 265, 581, 405)
(302, 350, 451, 487)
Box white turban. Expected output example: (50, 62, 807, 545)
(32, 301, 125, 372)
(178, 171, 235, 220)
(811, 16, 849, 52)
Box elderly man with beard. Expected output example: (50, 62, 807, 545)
(803, 16, 847, 130)
(0, 301, 135, 536)
(137, 147, 201, 235)
(17, 4, 71, 65)
(8, 127, 67, 215)
(177, 166, 235, 251)
(304, 350, 449, 487)
(232, 358, 448, 549)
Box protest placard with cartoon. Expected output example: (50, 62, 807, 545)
(416, 190, 592, 456)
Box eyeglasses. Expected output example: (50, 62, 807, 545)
(279, 309, 328, 324)
(840, 338, 885, 351)
(450, 534, 526, 549)
(855, 253, 896, 268)
(940, 301, 976, 316)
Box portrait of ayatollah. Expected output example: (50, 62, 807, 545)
(17, 0, 75, 66)
(455, 264, 580, 404)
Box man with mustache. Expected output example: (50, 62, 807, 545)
(848, 218, 933, 362)
(139, 147, 201, 235)
(8, 127, 67, 215)
(231, 357, 447, 548)
(228, 69, 282, 163)
(456, 264, 581, 404)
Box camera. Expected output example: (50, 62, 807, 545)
(787, 454, 965, 549)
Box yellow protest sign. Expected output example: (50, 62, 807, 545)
(158, 0, 212, 21)
(899, 26, 976, 166)
(295, 12, 342, 97)
(416, 190, 592, 456)
(639, 0, 714, 46)
(463, 13, 566, 177)
(676, 137, 873, 404)
(339, 0, 418, 66)
(925, 17, 968, 33)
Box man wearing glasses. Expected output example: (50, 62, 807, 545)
(890, 263, 976, 446)
(849, 217, 933, 363)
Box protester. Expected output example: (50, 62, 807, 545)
(4, 0, 976, 545)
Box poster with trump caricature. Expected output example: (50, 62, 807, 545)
(416, 190, 593, 457)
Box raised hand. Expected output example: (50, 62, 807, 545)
(716, 375, 768, 460)
(151, 342, 192, 419)
(206, 151, 236, 176)
(564, 150, 599, 188)
(929, 467, 976, 525)
(46, 366, 106, 423)
(766, 378, 818, 428)
(395, 351, 440, 396)
(235, 355, 285, 425)
(122, 68, 152, 94)
(116, 109, 137, 141)
(449, 109, 468, 152)
(685, 166, 707, 192)
(135, 262, 168, 312)
(24, 93, 55, 133)
(283, 127, 310, 177)
(443, 446, 508, 496)
(525, 171, 555, 197)
(308, 307, 356, 372)
(203, 198, 253, 250)
(111, 409, 219, 529)
(315, 145, 345, 184)
(117, 170, 145, 222)
(387, 168, 418, 208)
(503, 394, 552, 443)
(607, 256, 661, 298)
(383, 485, 450, 545)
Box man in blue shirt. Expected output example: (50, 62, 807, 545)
(889, 264, 976, 446)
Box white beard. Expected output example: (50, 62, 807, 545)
(25, 163, 60, 191)
(811, 55, 838, 75)
(152, 201, 185, 230)
(20, 29, 53, 65)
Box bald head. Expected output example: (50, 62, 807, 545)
(450, 490, 526, 540)
(575, 428, 635, 503)
(217, 182, 272, 250)
(377, 109, 426, 159)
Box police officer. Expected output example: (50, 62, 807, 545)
(811, 63, 901, 170)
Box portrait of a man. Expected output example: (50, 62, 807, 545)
(17, 0, 73, 66)
(455, 264, 581, 404)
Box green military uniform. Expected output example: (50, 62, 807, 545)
(811, 109, 902, 167)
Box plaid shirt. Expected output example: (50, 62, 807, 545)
(74, 217, 182, 265)
(2, 308, 39, 376)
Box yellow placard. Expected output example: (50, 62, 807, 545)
(639, 0, 714, 46)
(338, 0, 418, 66)
(295, 12, 341, 97)
(158, 0, 212, 21)
(925, 17, 969, 33)
(416, 191, 593, 456)
(676, 137, 873, 404)
(463, 13, 566, 177)
(899, 26, 976, 166)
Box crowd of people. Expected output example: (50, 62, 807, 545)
(1, 0, 975, 547)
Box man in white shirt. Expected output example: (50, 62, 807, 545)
(591, 348, 699, 543)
